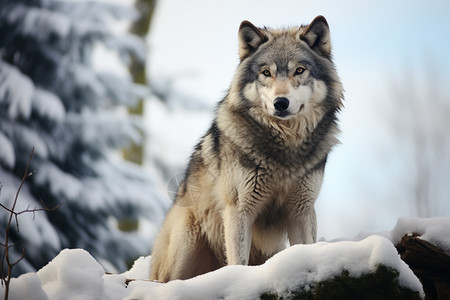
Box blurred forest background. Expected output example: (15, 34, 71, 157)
(0, 0, 168, 276)
(0, 0, 449, 276)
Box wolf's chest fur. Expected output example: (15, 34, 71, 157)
(216, 106, 336, 184)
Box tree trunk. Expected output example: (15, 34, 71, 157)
(123, 0, 156, 165)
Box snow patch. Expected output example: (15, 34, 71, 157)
(34, 162, 83, 202)
(7, 273, 48, 300)
(6, 4, 71, 41)
(37, 249, 108, 300)
(0, 132, 15, 169)
(32, 89, 66, 122)
(5, 218, 449, 299)
(122, 256, 151, 280)
(0, 60, 34, 120)
(391, 217, 450, 254)
(128, 235, 424, 299)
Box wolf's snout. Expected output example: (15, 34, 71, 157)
(273, 97, 289, 112)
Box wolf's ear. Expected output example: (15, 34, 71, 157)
(300, 16, 331, 58)
(238, 21, 268, 61)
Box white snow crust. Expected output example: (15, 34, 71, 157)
(390, 217, 450, 254)
(5, 217, 448, 299)
(127, 235, 424, 300)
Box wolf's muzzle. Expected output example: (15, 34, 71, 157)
(273, 97, 289, 112)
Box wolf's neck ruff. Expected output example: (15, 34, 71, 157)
(217, 100, 339, 178)
(150, 16, 344, 282)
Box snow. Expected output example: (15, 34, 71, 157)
(128, 235, 423, 300)
(7, 273, 48, 300)
(0, 60, 34, 120)
(390, 217, 450, 254)
(33, 161, 83, 202)
(0, 132, 15, 169)
(32, 89, 66, 122)
(38, 249, 109, 300)
(5, 217, 449, 299)
(0, 121, 49, 160)
(5, 4, 71, 42)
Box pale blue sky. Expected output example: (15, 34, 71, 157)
(146, 0, 450, 239)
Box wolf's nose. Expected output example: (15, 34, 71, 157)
(274, 97, 289, 112)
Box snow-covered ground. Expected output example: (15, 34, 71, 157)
(3, 217, 449, 300)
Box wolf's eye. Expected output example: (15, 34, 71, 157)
(295, 67, 306, 75)
(262, 70, 271, 77)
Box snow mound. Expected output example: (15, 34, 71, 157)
(122, 256, 151, 280)
(7, 273, 48, 300)
(8, 217, 450, 299)
(391, 217, 450, 254)
(127, 235, 423, 299)
(1, 236, 424, 300)
(37, 249, 110, 300)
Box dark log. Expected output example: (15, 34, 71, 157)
(396, 233, 450, 300)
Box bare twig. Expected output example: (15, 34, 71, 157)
(0, 199, 63, 233)
(0, 147, 63, 300)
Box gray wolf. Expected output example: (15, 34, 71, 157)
(150, 16, 344, 282)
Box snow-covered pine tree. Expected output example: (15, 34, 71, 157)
(0, 0, 167, 275)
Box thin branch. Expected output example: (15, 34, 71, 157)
(0, 199, 64, 234)
(0, 147, 62, 300)
(39, 198, 65, 212)
(0, 201, 64, 217)
(9, 248, 26, 268)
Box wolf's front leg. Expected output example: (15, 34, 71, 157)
(223, 204, 252, 265)
(288, 207, 317, 245)
(287, 168, 324, 245)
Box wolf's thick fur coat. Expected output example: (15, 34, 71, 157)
(150, 16, 344, 282)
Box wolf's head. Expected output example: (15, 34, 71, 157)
(232, 16, 342, 123)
